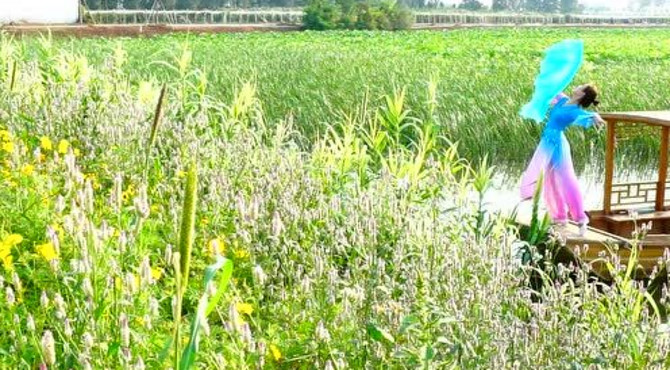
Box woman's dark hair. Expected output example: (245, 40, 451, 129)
(578, 84, 599, 108)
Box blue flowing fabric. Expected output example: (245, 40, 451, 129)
(520, 39, 584, 123)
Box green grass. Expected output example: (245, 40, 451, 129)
(19, 28, 670, 176)
(0, 29, 669, 369)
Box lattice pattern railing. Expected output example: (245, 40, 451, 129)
(88, 10, 304, 25)
(610, 181, 670, 210)
(611, 181, 657, 209)
(86, 10, 670, 26)
(414, 13, 670, 25)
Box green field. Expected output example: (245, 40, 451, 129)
(1, 29, 670, 368)
(33, 28, 670, 174)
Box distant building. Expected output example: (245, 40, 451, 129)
(0, 0, 79, 24)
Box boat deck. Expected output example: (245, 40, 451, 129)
(514, 202, 669, 280)
(515, 204, 628, 246)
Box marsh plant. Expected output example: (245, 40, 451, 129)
(0, 33, 668, 369)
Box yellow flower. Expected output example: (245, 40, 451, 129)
(0, 236, 17, 270)
(122, 183, 136, 203)
(0, 129, 9, 141)
(207, 238, 224, 256)
(36, 242, 58, 261)
(234, 249, 250, 259)
(1, 141, 14, 153)
(269, 344, 282, 361)
(177, 171, 186, 178)
(20, 164, 34, 176)
(38, 154, 46, 163)
(51, 224, 64, 238)
(151, 268, 163, 281)
(4, 234, 23, 246)
(57, 140, 69, 155)
(83, 173, 100, 190)
(40, 137, 53, 151)
(200, 217, 210, 226)
(236, 302, 253, 315)
(0, 251, 13, 271)
(74, 148, 81, 157)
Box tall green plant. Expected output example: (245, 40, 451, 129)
(513, 171, 551, 269)
(145, 84, 167, 174)
(173, 160, 198, 370)
(379, 88, 418, 150)
(472, 155, 495, 241)
(528, 171, 551, 246)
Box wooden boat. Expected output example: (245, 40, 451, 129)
(517, 111, 670, 284)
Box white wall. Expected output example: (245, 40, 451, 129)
(0, 0, 79, 24)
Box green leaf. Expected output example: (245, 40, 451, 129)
(157, 335, 174, 364)
(367, 323, 395, 344)
(180, 256, 234, 370)
(180, 294, 207, 370)
(205, 257, 234, 316)
(399, 315, 419, 334)
(108, 341, 121, 357)
(422, 345, 435, 361)
(435, 336, 450, 345)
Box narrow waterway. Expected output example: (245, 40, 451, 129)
(485, 167, 658, 216)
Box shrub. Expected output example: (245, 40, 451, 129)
(303, 0, 343, 30)
(303, 0, 414, 31)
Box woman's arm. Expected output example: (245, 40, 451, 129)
(550, 92, 569, 107)
(593, 113, 606, 128)
(573, 111, 605, 128)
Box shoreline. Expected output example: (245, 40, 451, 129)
(2, 23, 670, 38)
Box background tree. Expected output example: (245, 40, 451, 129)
(541, 0, 560, 12)
(458, 0, 484, 11)
(560, 0, 578, 13)
(492, 0, 511, 11)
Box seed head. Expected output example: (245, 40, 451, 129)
(120, 313, 130, 347)
(27, 315, 35, 332)
(64, 319, 73, 338)
(41, 330, 56, 365)
(40, 291, 49, 307)
(82, 277, 94, 297)
(5, 287, 15, 306)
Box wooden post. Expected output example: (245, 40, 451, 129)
(604, 121, 616, 214)
(656, 126, 669, 211)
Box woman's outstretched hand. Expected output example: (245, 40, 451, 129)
(594, 115, 607, 129)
